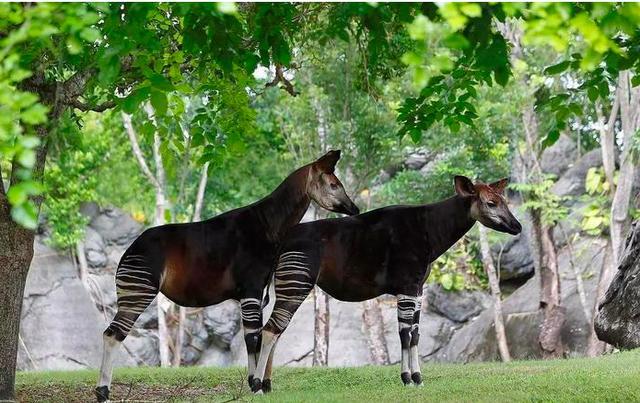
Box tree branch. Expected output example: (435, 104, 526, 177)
(265, 64, 299, 97)
(121, 111, 160, 189)
(68, 99, 116, 112)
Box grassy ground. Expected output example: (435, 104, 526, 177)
(16, 349, 640, 402)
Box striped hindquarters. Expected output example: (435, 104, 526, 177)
(106, 254, 159, 340)
(267, 251, 315, 333)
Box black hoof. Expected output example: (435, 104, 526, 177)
(251, 378, 263, 393)
(262, 379, 272, 393)
(401, 372, 412, 385)
(247, 375, 254, 388)
(95, 386, 109, 402)
(411, 372, 422, 385)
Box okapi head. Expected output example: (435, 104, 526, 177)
(454, 175, 522, 235)
(307, 150, 360, 216)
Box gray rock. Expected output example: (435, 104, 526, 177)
(204, 300, 241, 348)
(491, 232, 534, 281)
(79, 201, 100, 221)
(541, 134, 577, 177)
(90, 207, 143, 246)
(426, 284, 491, 323)
(124, 330, 160, 366)
(84, 227, 107, 268)
(18, 239, 135, 371)
(404, 149, 432, 170)
(434, 237, 606, 362)
(595, 221, 640, 348)
(552, 148, 603, 198)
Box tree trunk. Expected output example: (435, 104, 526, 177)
(478, 225, 511, 362)
(360, 189, 390, 364)
(0, 126, 47, 400)
(521, 101, 566, 359)
(312, 287, 330, 366)
(0, 220, 36, 400)
(533, 213, 565, 358)
(610, 71, 639, 270)
(361, 299, 390, 364)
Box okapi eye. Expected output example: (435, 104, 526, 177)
(487, 201, 497, 208)
(330, 183, 338, 190)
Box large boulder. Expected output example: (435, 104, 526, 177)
(595, 221, 640, 348)
(17, 239, 136, 370)
(404, 148, 432, 170)
(552, 148, 603, 199)
(426, 284, 491, 322)
(84, 227, 107, 268)
(90, 207, 143, 246)
(491, 232, 535, 281)
(541, 134, 578, 177)
(434, 236, 607, 362)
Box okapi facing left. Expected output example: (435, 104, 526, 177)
(95, 150, 359, 402)
(251, 176, 522, 393)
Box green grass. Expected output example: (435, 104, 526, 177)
(16, 350, 640, 402)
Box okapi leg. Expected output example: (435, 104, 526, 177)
(240, 297, 263, 387)
(397, 294, 419, 386)
(252, 251, 315, 393)
(262, 347, 277, 393)
(96, 254, 160, 402)
(410, 294, 423, 385)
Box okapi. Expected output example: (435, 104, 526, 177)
(251, 175, 522, 392)
(95, 150, 359, 402)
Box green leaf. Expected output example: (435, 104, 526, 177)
(442, 33, 470, 50)
(21, 104, 48, 125)
(494, 66, 509, 87)
(631, 75, 640, 88)
(459, 3, 482, 18)
(10, 203, 38, 230)
(544, 60, 571, 75)
(149, 73, 175, 92)
(440, 273, 454, 290)
(409, 128, 422, 143)
(541, 129, 560, 148)
(150, 90, 168, 116)
(582, 216, 603, 231)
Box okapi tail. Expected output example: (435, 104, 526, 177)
(261, 273, 275, 309)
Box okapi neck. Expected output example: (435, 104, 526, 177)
(257, 166, 311, 243)
(423, 195, 476, 261)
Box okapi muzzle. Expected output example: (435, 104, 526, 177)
(455, 175, 522, 235)
(308, 150, 360, 216)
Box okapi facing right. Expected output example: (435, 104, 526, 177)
(95, 150, 359, 402)
(252, 176, 522, 392)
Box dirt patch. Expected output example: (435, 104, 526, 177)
(16, 382, 227, 402)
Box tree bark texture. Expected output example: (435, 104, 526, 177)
(312, 287, 330, 366)
(0, 126, 47, 400)
(361, 298, 391, 365)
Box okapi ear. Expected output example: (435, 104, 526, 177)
(454, 175, 476, 197)
(489, 178, 509, 194)
(314, 150, 341, 174)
